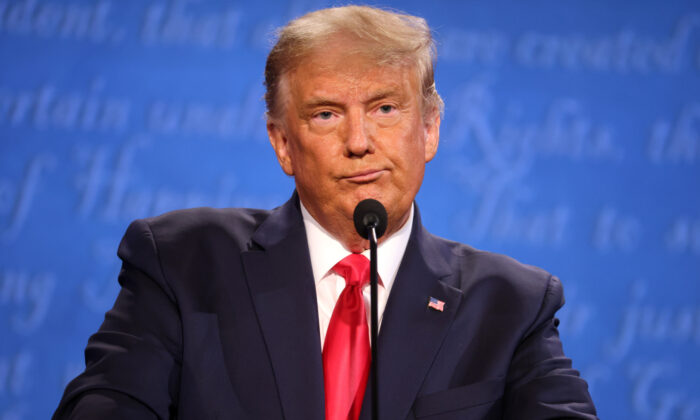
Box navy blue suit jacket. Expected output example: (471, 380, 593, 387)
(54, 194, 597, 419)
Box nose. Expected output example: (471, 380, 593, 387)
(343, 109, 375, 157)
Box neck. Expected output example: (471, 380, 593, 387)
(299, 199, 411, 253)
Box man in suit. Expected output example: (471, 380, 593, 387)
(54, 5, 597, 419)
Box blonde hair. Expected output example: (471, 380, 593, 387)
(264, 5, 443, 120)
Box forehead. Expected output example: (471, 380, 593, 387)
(289, 52, 418, 103)
(280, 35, 420, 103)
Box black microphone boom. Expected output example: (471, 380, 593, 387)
(353, 199, 388, 239)
(352, 198, 387, 420)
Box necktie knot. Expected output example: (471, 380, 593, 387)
(332, 253, 370, 288)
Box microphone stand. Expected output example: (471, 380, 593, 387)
(354, 198, 386, 420)
(368, 225, 379, 420)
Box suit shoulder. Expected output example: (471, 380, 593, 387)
(429, 234, 564, 332)
(123, 207, 271, 250)
(428, 233, 558, 303)
(438, 236, 551, 282)
(148, 206, 269, 231)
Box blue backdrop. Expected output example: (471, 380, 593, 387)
(1, 1, 699, 418)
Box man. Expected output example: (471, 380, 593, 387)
(54, 6, 597, 420)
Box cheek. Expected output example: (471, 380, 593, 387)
(392, 138, 427, 186)
(289, 141, 329, 178)
(395, 128, 427, 166)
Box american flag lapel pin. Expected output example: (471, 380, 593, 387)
(428, 297, 445, 312)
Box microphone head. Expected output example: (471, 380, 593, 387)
(353, 199, 388, 239)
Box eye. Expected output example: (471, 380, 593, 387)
(373, 103, 399, 119)
(310, 110, 339, 128)
(316, 111, 334, 120)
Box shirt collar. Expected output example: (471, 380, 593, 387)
(300, 200, 413, 294)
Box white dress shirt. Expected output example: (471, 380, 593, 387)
(300, 202, 414, 349)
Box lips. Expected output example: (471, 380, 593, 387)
(342, 169, 386, 183)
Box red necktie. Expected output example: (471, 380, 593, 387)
(323, 253, 371, 420)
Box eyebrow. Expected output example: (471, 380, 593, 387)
(302, 88, 405, 110)
(366, 88, 404, 103)
(303, 97, 341, 109)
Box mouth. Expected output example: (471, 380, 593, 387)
(342, 169, 387, 183)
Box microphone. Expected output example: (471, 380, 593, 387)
(352, 198, 387, 420)
(353, 199, 388, 240)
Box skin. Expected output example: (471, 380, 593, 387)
(267, 37, 440, 252)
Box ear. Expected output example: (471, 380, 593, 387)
(423, 109, 440, 163)
(267, 119, 295, 176)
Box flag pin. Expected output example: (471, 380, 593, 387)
(428, 297, 445, 312)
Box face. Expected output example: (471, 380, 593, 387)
(267, 38, 440, 251)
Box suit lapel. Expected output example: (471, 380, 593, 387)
(241, 195, 325, 420)
(361, 208, 464, 420)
